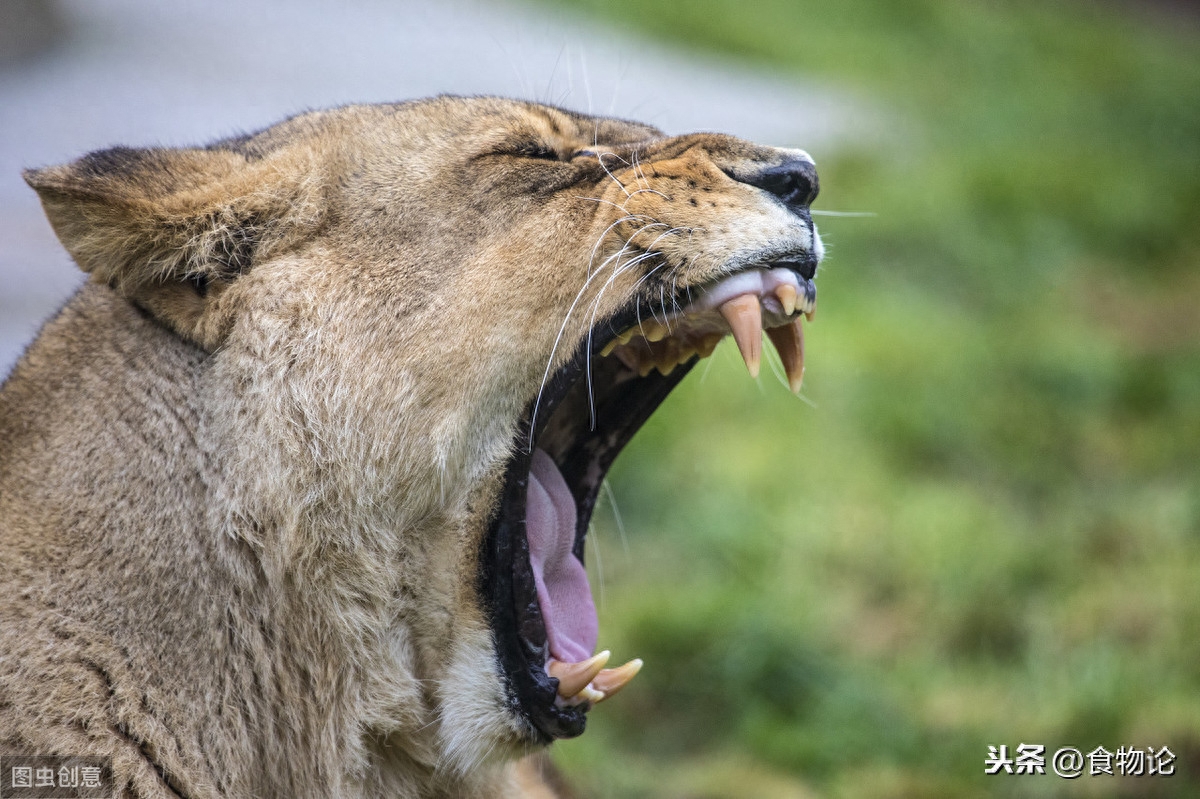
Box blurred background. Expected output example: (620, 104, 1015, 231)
(3, 1, 1198, 797)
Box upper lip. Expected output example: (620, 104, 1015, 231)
(769, 255, 819, 281)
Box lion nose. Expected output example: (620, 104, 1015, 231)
(738, 156, 819, 210)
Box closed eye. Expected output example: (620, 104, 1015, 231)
(509, 141, 562, 161)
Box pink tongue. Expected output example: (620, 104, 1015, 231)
(526, 449, 597, 663)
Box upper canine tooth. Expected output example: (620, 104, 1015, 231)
(617, 328, 635, 344)
(718, 294, 763, 378)
(592, 658, 644, 702)
(600, 339, 619, 357)
(776, 284, 798, 316)
(766, 318, 806, 394)
(548, 651, 611, 698)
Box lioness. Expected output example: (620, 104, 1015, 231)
(0, 97, 821, 798)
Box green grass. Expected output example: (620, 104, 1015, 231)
(516, 1, 1200, 795)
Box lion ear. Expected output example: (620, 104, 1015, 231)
(24, 144, 320, 345)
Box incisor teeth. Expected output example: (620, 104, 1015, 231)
(718, 294, 763, 378)
(548, 651, 611, 698)
(802, 286, 817, 320)
(766, 317, 806, 394)
(578, 686, 605, 704)
(592, 658, 643, 702)
(776, 284, 798, 316)
(556, 684, 606, 708)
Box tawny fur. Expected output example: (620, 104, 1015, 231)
(0, 97, 817, 798)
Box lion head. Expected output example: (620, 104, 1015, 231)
(15, 96, 820, 793)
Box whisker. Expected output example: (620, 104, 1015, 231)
(625, 187, 669, 201)
(544, 43, 567, 103)
(573, 195, 637, 214)
(601, 479, 630, 558)
(588, 214, 662, 277)
(582, 247, 664, 424)
(631, 149, 649, 191)
(588, 521, 605, 612)
(698, 345, 719, 383)
(533, 214, 670, 438)
(530, 257, 637, 441)
(596, 153, 631, 198)
(581, 51, 593, 114)
(597, 151, 632, 168)
(628, 261, 669, 337)
(585, 214, 661, 276)
(765, 337, 788, 390)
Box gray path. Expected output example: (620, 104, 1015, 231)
(1, 0, 869, 376)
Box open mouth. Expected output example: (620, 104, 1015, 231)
(479, 261, 817, 742)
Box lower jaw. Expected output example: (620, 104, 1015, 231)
(479, 351, 695, 741)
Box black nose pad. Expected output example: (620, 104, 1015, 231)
(741, 158, 819, 209)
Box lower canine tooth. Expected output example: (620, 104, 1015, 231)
(548, 651, 611, 698)
(592, 658, 644, 702)
(718, 294, 763, 378)
(766, 317, 806, 394)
